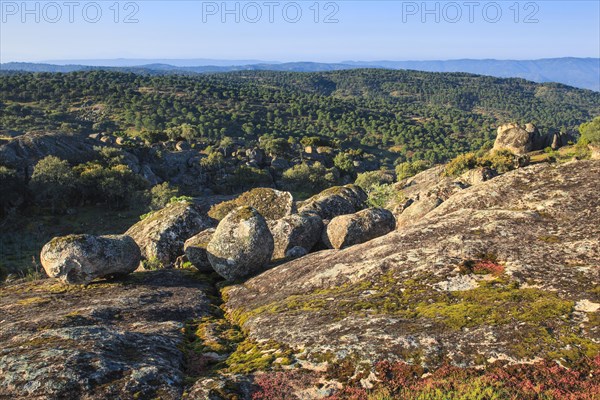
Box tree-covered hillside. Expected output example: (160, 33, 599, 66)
(1, 69, 598, 163)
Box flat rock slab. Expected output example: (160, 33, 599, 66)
(0, 270, 215, 399)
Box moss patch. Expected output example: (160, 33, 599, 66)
(208, 188, 292, 221)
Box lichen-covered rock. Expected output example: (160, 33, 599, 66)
(268, 212, 324, 260)
(224, 160, 600, 369)
(459, 167, 497, 186)
(298, 185, 367, 220)
(126, 201, 215, 266)
(325, 208, 396, 249)
(184, 228, 216, 272)
(208, 188, 295, 221)
(40, 234, 140, 285)
(285, 246, 308, 259)
(0, 270, 215, 399)
(207, 206, 274, 281)
(493, 123, 552, 154)
(394, 165, 468, 228)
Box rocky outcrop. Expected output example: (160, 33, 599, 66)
(0, 270, 215, 399)
(394, 165, 468, 228)
(184, 228, 216, 272)
(126, 201, 215, 266)
(325, 208, 395, 249)
(0, 132, 101, 173)
(298, 185, 367, 220)
(268, 212, 324, 260)
(224, 160, 600, 368)
(207, 206, 274, 281)
(208, 188, 295, 221)
(493, 123, 555, 154)
(40, 234, 140, 285)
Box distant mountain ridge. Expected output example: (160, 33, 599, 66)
(1, 57, 598, 91)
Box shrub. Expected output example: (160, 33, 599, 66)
(355, 170, 394, 192)
(30, 156, 77, 212)
(479, 149, 517, 174)
(149, 182, 179, 210)
(366, 183, 398, 208)
(395, 160, 430, 181)
(200, 151, 224, 170)
(579, 116, 600, 145)
(443, 152, 478, 176)
(225, 165, 273, 192)
(282, 162, 336, 194)
(334, 152, 355, 175)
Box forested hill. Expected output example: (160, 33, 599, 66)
(1, 69, 598, 163)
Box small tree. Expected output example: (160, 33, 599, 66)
(149, 182, 179, 210)
(30, 156, 76, 212)
(579, 116, 600, 145)
(333, 152, 355, 175)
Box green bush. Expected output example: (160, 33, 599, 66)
(355, 170, 394, 192)
(365, 183, 399, 208)
(225, 165, 273, 192)
(395, 160, 430, 181)
(579, 116, 600, 145)
(149, 182, 179, 210)
(443, 153, 479, 176)
(333, 152, 355, 175)
(30, 156, 77, 212)
(479, 149, 516, 174)
(282, 162, 336, 194)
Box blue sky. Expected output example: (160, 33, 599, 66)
(1, 1, 599, 62)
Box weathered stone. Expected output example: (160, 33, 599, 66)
(325, 208, 396, 249)
(225, 160, 600, 368)
(298, 185, 367, 220)
(268, 212, 324, 260)
(493, 122, 554, 154)
(0, 270, 214, 399)
(126, 201, 215, 266)
(208, 188, 295, 221)
(285, 246, 308, 259)
(184, 228, 216, 272)
(394, 165, 468, 228)
(207, 206, 274, 281)
(40, 234, 140, 285)
(459, 167, 496, 186)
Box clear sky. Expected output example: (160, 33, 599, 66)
(1, 1, 599, 63)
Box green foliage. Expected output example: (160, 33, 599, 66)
(443, 152, 479, 176)
(0, 165, 27, 217)
(579, 116, 600, 145)
(73, 162, 146, 209)
(261, 136, 291, 156)
(149, 182, 179, 210)
(282, 162, 336, 194)
(478, 149, 517, 173)
(225, 165, 273, 192)
(141, 257, 163, 270)
(444, 149, 517, 176)
(395, 160, 430, 181)
(355, 170, 394, 192)
(2, 70, 597, 165)
(333, 152, 355, 175)
(365, 184, 398, 208)
(169, 195, 194, 203)
(30, 156, 76, 212)
(200, 151, 224, 170)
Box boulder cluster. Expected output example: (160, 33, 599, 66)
(40, 185, 396, 284)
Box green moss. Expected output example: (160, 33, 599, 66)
(16, 296, 50, 306)
(208, 188, 292, 221)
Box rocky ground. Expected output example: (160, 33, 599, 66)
(1, 159, 599, 399)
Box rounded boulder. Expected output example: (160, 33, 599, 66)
(325, 208, 396, 249)
(40, 234, 141, 285)
(207, 206, 274, 281)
